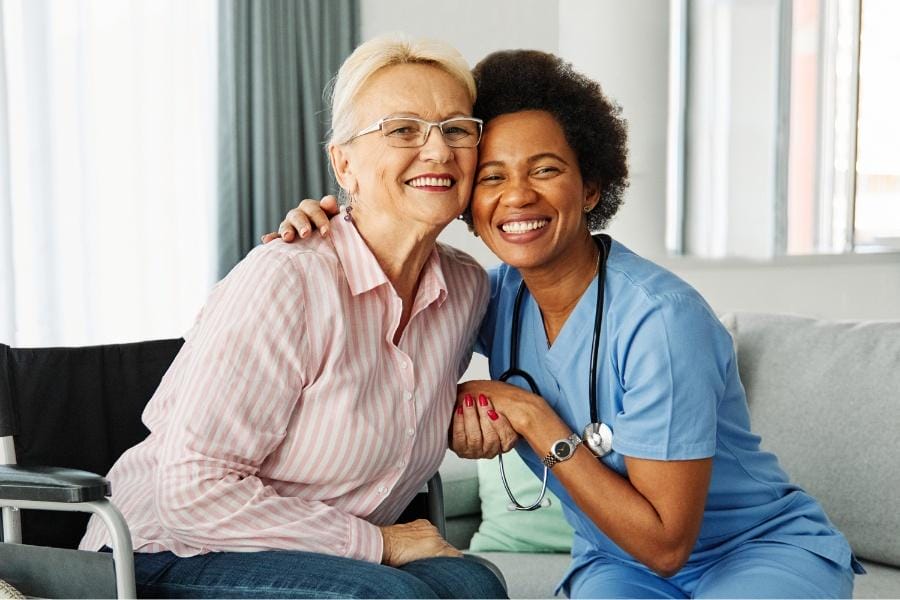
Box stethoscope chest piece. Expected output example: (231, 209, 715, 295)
(582, 422, 613, 458)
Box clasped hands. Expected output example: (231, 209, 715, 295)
(451, 380, 535, 460)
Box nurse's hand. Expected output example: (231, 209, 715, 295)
(451, 388, 519, 459)
(456, 380, 553, 434)
(260, 195, 340, 243)
(379, 519, 462, 566)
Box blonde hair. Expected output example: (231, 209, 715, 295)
(327, 33, 475, 146)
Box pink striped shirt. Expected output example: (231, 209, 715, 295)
(80, 214, 488, 562)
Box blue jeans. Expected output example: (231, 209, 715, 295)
(130, 549, 507, 599)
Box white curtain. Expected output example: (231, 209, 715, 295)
(0, 0, 217, 346)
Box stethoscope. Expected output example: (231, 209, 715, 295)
(498, 234, 614, 511)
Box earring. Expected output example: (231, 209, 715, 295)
(343, 195, 355, 222)
(583, 205, 591, 213)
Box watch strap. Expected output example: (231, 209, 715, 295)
(541, 433, 583, 469)
(541, 453, 561, 469)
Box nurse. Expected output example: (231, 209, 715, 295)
(269, 49, 861, 598)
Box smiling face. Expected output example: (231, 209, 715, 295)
(329, 63, 477, 230)
(471, 110, 600, 272)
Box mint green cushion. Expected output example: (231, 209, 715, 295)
(469, 452, 573, 553)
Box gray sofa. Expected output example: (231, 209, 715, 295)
(441, 312, 900, 598)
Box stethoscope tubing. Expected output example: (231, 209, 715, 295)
(497, 234, 612, 511)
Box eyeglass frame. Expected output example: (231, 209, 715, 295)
(346, 115, 484, 148)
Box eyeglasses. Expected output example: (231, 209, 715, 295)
(347, 116, 484, 148)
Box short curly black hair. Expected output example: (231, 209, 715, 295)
(463, 50, 629, 232)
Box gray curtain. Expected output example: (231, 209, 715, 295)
(217, 0, 358, 277)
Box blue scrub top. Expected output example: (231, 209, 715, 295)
(476, 240, 853, 577)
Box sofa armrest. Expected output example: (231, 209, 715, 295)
(0, 465, 110, 503)
(439, 451, 481, 518)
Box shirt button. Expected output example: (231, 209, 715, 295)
(377, 485, 388, 494)
(406, 428, 415, 438)
(403, 391, 413, 401)
(399, 361, 408, 369)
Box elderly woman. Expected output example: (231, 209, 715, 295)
(273, 50, 862, 599)
(78, 35, 506, 599)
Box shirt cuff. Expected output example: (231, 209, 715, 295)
(344, 516, 384, 563)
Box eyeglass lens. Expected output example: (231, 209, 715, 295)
(381, 118, 481, 148)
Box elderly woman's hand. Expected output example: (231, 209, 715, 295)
(450, 384, 520, 459)
(379, 519, 462, 566)
(260, 195, 340, 243)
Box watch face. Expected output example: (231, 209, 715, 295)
(553, 441, 571, 459)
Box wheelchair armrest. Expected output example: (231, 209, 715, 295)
(0, 465, 110, 503)
(426, 472, 446, 538)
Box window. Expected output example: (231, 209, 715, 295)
(854, 0, 900, 251)
(668, 0, 900, 259)
(0, 0, 217, 345)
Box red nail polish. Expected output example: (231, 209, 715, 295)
(464, 395, 474, 407)
(478, 394, 488, 406)
(487, 409, 498, 421)
(457, 405, 464, 415)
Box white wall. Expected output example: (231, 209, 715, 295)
(359, 0, 900, 321)
(360, 0, 559, 67)
(664, 255, 900, 320)
(558, 0, 670, 259)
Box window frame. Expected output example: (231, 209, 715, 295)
(665, 0, 884, 259)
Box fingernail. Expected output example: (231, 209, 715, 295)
(464, 394, 474, 407)
(478, 394, 488, 406)
(457, 405, 464, 415)
(320, 225, 329, 236)
(487, 409, 498, 421)
(300, 227, 310, 238)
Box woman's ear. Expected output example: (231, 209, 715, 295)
(329, 144, 358, 196)
(583, 181, 601, 213)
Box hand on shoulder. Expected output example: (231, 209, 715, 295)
(261, 195, 340, 243)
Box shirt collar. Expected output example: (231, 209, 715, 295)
(330, 210, 448, 308)
(416, 248, 449, 309)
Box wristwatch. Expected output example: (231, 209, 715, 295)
(542, 433, 583, 469)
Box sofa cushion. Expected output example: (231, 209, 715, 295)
(469, 452, 573, 553)
(471, 551, 571, 599)
(855, 560, 900, 599)
(723, 312, 900, 567)
(445, 515, 481, 550)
